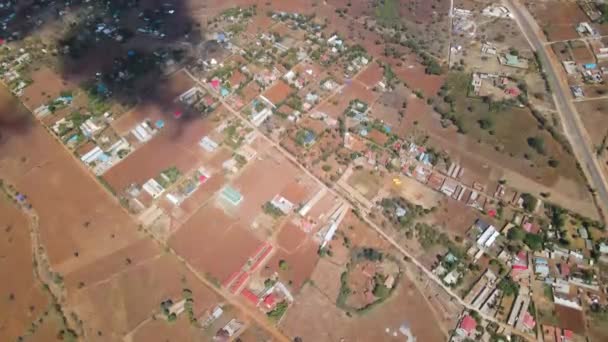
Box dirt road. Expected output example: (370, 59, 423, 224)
(504, 0, 608, 224)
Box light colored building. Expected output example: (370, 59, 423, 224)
(221, 186, 243, 205)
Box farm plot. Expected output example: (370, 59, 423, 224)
(103, 104, 219, 194)
(0, 119, 143, 276)
(532, 2, 588, 41)
(169, 205, 262, 285)
(67, 253, 221, 341)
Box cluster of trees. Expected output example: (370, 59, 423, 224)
(414, 222, 450, 250)
(527, 136, 546, 155)
(498, 277, 519, 296)
(262, 201, 284, 218)
(507, 226, 544, 251)
(520, 193, 538, 212)
(267, 301, 288, 322)
(357, 247, 384, 262)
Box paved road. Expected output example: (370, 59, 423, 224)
(184, 69, 536, 342)
(504, 0, 608, 223)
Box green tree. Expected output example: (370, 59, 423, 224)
(373, 283, 390, 298)
(524, 233, 543, 251)
(527, 136, 545, 154)
(521, 193, 538, 212)
(267, 301, 289, 322)
(498, 277, 519, 296)
(507, 227, 526, 241)
(478, 117, 494, 130)
(279, 260, 289, 271)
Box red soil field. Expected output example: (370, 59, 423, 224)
(536, 2, 587, 41)
(246, 13, 275, 35)
(62, 238, 159, 292)
(169, 205, 262, 284)
(555, 304, 586, 335)
(382, 55, 445, 98)
(21, 67, 74, 110)
(367, 129, 389, 146)
(571, 45, 595, 64)
(238, 80, 262, 106)
(356, 62, 384, 88)
(132, 314, 202, 342)
(315, 81, 377, 119)
(104, 105, 218, 193)
(0, 199, 50, 342)
(276, 220, 308, 252)
(0, 121, 143, 276)
(68, 253, 220, 341)
(232, 148, 311, 226)
(262, 238, 319, 292)
(261, 80, 292, 106)
(280, 180, 317, 206)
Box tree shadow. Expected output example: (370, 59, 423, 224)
(1, 0, 207, 139)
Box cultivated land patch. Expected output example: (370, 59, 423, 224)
(555, 304, 586, 335)
(263, 238, 320, 293)
(0, 120, 143, 275)
(104, 104, 217, 194)
(531, 2, 588, 41)
(169, 205, 262, 285)
(67, 253, 221, 341)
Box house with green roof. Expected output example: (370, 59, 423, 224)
(221, 186, 243, 205)
(498, 53, 529, 69)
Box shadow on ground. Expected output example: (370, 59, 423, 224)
(1, 0, 209, 139)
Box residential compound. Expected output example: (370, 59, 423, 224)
(1, 1, 608, 342)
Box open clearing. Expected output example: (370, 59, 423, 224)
(347, 169, 383, 201)
(575, 99, 608, 147)
(280, 271, 445, 342)
(169, 205, 262, 285)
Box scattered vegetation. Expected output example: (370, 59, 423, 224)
(263, 201, 284, 218)
(267, 300, 288, 322)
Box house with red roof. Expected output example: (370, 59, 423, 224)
(456, 315, 477, 337)
(522, 311, 536, 330)
(210, 78, 221, 90)
(512, 251, 528, 270)
(262, 293, 277, 310)
(559, 263, 571, 278)
(241, 288, 260, 306)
